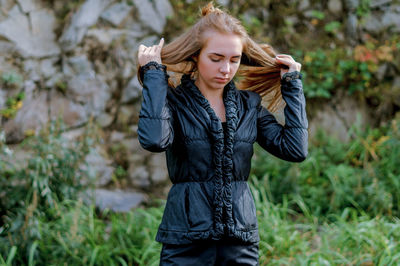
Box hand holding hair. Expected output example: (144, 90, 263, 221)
(138, 38, 164, 66)
(275, 54, 302, 78)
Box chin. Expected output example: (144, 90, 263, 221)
(213, 85, 226, 90)
(213, 81, 229, 89)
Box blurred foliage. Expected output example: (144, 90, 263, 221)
(324, 21, 341, 35)
(251, 113, 400, 219)
(0, 199, 163, 265)
(0, 71, 25, 119)
(252, 179, 400, 265)
(296, 47, 375, 97)
(1, 72, 23, 89)
(34, 201, 162, 265)
(357, 0, 372, 18)
(292, 34, 398, 99)
(0, 92, 25, 119)
(0, 120, 96, 265)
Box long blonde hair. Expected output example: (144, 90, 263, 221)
(138, 2, 285, 111)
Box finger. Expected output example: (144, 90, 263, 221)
(139, 44, 148, 52)
(149, 45, 157, 54)
(277, 54, 292, 57)
(141, 47, 149, 56)
(277, 55, 294, 62)
(158, 38, 164, 49)
(277, 57, 296, 65)
(276, 56, 293, 61)
(276, 58, 291, 64)
(141, 46, 151, 55)
(155, 42, 162, 51)
(138, 46, 145, 55)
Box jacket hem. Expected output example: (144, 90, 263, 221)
(155, 227, 260, 245)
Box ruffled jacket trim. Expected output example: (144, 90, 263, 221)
(181, 75, 252, 242)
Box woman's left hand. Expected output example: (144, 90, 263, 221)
(275, 54, 301, 78)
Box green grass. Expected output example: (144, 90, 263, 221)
(1, 200, 163, 265)
(251, 115, 400, 219)
(36, 200, 163, 265)
(251, 178, 400, 265)
(2, 190, 399, 265)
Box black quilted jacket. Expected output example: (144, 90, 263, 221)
(138, 62, 308, 245)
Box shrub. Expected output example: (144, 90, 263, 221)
(251, 114, 400, 218)
(0, 121, 96, 264)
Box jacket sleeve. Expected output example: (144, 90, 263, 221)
(256, 71, 308, 162)
(137, 62, 174, 152)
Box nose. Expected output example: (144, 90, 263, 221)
(220, 62, 230, 74)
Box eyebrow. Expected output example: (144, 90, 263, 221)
(209, 52, 242, 58)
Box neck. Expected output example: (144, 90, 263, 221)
(194, 80, 224, 102)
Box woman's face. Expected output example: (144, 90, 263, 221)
(194, 31, 243, 93)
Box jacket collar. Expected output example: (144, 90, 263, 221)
(180, 74, 237, 124)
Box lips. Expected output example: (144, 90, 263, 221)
(214, 77, 229, 83)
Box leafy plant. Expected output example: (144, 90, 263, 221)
(298, 48, 375, 97)
(309, 10, 325, 20)
(0, 92, 25, 119)
(251, 114, 400, 218)
(1, 72, 23, 89)
(324, 21, 341, 35)
(0, 120, 96, 264)
(354, 36, 396, 73)
(357, 0, 371, 18)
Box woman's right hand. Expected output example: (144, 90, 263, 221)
(138, 38, 164, 66)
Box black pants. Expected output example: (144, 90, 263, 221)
(160, 240, 259, 265)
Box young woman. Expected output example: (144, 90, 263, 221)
(137, 3, 308, 265)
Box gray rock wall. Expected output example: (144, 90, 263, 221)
(0, 0, 399, 211)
